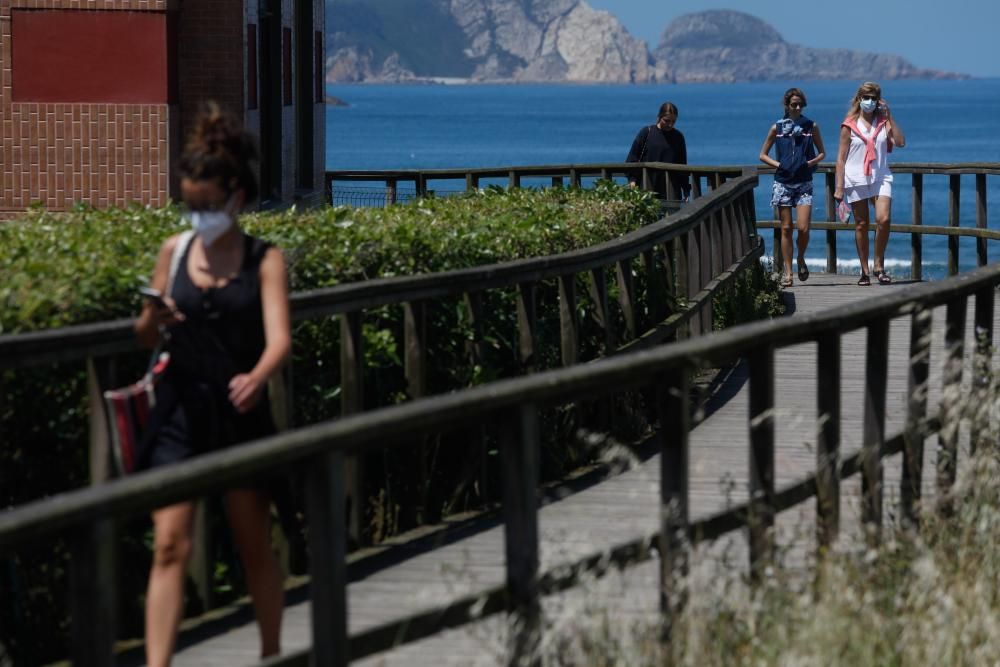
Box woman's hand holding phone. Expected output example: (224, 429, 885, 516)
(139, 287, 185, 326)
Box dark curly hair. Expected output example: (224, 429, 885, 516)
(178, 101, 259, 202)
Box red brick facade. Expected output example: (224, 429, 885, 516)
(0, 0, 324, 216)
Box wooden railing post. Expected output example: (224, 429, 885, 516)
(558, 275, 579, 367)
(509, 170, 521, 190)
(816, 332, 841, 554)
(657, 367, 690, 637)
(615, 260, 637, 341)
(976, 173, 988, 267)
(386, 178, 398, 205)
(709, 211, 724, 278)
(570, 168, 580, 188)
(948, 174, 960, 276)
(306, 451, 348, 667)
(902, 307, 931, 525)
(415, 173, 428, 198)
(686, 230, 700, 337)
(825, 171, 837, 273)
(911, 173, 923, 280)
(698, 222, 713, 333)
(588, 269, 615, 354)
(86, 356, 116, 484)
(550, 176, 563, 188)
(643, 248, 668, 325)
(465, 291, 491, 501)
(70, 518, 117, 667)
(938, 296, 967, 508)
(972, 287, 995, 454)
(340, 311, 365, 542)
(500, 404, 541, 667)
(517, 282, 538, 374)
(466, 173, 478, 192)
(748, 346, 775, 579)
(862, 318, 889, 544)
(405, 300, 432, 523)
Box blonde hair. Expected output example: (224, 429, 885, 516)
(846, 81, 882, 121)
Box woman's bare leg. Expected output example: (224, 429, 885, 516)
(852, 199, 872, 276)
(226, 488, 284, 657)
(873, 195, 892, 272)
(779, 206, 794, 280)
(795, 202, 812, 269)
(146, 501, 197, 667)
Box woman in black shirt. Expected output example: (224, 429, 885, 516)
(626, 101, 691, 202)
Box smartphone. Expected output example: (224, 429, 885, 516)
(138, 286, 168, 309)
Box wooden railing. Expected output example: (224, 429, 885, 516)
(3, 163, 997, 664)
(757, 163, 1000, 279)
(2, 259, 997, 666)
(325, 162, 745, 207)
(0, 170, 761, 660)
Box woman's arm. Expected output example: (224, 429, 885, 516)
(758, 126, 779, 168)
(134, 235, 186, 349)
(883, 101, 905, 148)
(833, 125, 851, 200)
(229, 246, 291, 413)
(808, 124, 827, 166)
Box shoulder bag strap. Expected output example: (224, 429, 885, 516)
(166, 230, 195, 298)
(638, 125, 653, 162)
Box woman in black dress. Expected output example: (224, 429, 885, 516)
(134, 103, 291, 665)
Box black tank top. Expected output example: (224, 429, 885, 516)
(166, 234, 270, 383)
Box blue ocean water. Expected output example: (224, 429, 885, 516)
(326, 79, 1000, 279)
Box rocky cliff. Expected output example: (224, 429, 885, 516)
(327, 0, 653, 83)
(326, 4, 966, 83)
(654, 11, 964, 83)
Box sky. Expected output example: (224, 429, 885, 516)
(586, 0, 1000, 78)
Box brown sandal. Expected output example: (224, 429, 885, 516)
(874, 270, 892, 284)
(781, 274, 793, 287)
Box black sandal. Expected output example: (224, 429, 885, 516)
(874, 270, 892, 285)
(858, 273, 871, 286)
(797, 260, 809, 282)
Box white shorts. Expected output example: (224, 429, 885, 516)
(845, 179, 892, 203)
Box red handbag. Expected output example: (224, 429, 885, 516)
(103, 231, 194, 475)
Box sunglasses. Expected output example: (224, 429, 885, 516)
(788, 103, 804, 109)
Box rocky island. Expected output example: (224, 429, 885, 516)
(326, 2, 967, 84)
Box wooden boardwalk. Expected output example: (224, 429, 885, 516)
(139, 272, 998, 666)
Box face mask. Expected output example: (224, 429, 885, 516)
(860, 98, 877, 113)
(186, 195, 236, 246)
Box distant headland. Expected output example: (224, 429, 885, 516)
(325, 2, 967, 84)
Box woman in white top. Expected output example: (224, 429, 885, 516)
(834, 81, 906, 285)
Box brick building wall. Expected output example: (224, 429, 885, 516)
(0, 0, 173, 214)
(0, 0, 324, 216)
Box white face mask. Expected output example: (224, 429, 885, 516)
(185, 196, 236, 246)
(860, 98, 877, 113)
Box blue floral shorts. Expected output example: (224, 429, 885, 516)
(770, 181, 813, 207)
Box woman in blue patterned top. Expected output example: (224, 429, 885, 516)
(759, 87, 827, 287)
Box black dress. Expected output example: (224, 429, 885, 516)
(143, 234, 276, 469)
